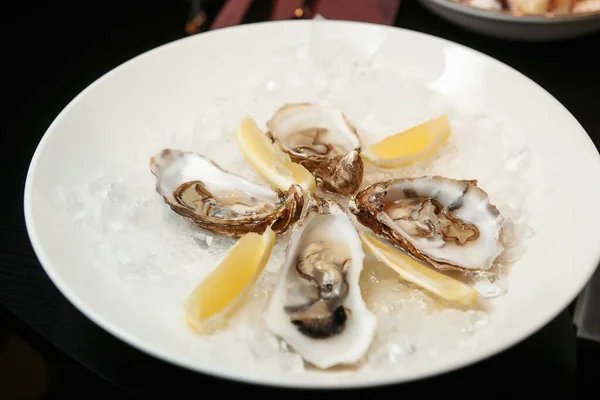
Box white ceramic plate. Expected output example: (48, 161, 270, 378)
(24, 20, 600, 388)
(420, 0, 600, 41)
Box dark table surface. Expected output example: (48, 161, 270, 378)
(1, 1, 599, 398)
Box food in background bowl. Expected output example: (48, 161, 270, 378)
(453, 0, 600, 14)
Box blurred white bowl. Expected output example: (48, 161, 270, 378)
(419, 0, 600, 41)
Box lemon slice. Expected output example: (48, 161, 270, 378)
(184, 226, 275, 333)
(361, 115, 451, 169)
(234, 117, 317, 192)
(359, 232, 477, 306)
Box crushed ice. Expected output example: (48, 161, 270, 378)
(51, 18, 534, 372)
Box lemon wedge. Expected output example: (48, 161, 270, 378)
(234, 116, 317, 192)
(359, 232, 477, 306)
(184, 226, 275, 333)
(361, 115, 451, 169)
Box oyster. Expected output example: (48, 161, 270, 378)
(264, 193, 376, 369)
(266, 103, 364, 197)
(150, 149, 303, 237)
(349, 176, 504, 271)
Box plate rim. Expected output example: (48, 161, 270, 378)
(23, 19, 600, 389)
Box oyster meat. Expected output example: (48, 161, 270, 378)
(264, 193, 376, 369)
(349, 176, 504, 271)
(266, 103, 364, 196)
(150, 149, 303, 237)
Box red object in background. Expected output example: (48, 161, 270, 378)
(314, 0, 400, 24)
(271, 0, 305, 20)
(210, 0, 255, 30)
(210, 0, 400, 29)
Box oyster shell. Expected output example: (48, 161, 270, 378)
(150, 149, 303, 237)
(264, 193, 376, 369)
(349, 176, 504, 271)
(266, 103, 364, 197)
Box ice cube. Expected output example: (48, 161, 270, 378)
(368, 341, 415, 366)
(499, 245, 528, 264)
(207, 235, 236, 255)
(100, 201, 127, 233)
(472, 277, 508, 298)
(86, 175, 113, 198)
(53, 187, 88, 223)
(505, 148, 531, 173)
(65, 199, 87, 223)
(107, 181, 129, 204)
(500, 219, 517, 247)
(191, 232, 209, 249)
(514, 222, 535, 241)
(468, 270, 508, 298)
(309, 18, 386, 76)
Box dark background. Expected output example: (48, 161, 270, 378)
(1, 1, 599, 399)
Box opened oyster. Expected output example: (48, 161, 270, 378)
(150, 149, 303, 237)
(264, 193, 376, 369)
(266, 103, 364, 197)
(349, 176, 504, 271)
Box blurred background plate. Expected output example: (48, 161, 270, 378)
(419, 0, 600, 41)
